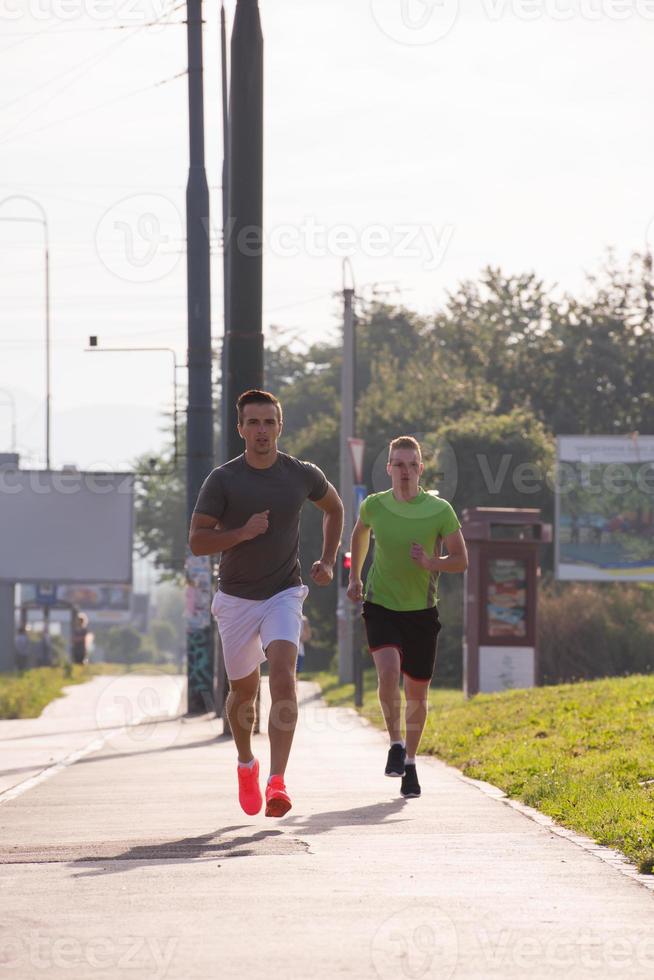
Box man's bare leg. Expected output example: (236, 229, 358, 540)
(266, 639, 298, 777)
(226, 667, 260, 764)
(404, 676, 430, 759)
(372, 647, 402, 743)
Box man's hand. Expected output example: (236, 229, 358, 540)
(410, 542, 434, 571)
(310, 559, 334, 586)
(240, 511, 269, 542)
(347, 578, 363, 603)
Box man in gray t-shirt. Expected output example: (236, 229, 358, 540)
(194, 452, 329, 600)
(189, 389, 344, 819)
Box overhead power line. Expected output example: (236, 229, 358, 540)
(9, 70, 187, 144)
(0, 0, 183, 142)
(2, 7, 186, 38)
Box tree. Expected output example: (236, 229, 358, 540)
(133, 454, 186, 580)
(132, 252, 654, 665)
(151, 619, 177, 654)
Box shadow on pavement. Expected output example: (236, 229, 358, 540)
(0, 715, 189, 743)
(282, 797, 408, 836)
(67, 826, 308, 878)
(0, 733, 222, 782)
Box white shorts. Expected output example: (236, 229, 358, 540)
(211, 584, 309, 681)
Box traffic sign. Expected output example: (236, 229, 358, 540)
(36, 583, 58, 606)
(354, 484, 367, 519)
(348, 437, 365, 483)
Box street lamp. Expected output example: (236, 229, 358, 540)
(0, 389, 17, 454)
(85, 338, 181, 468)
(0, 195, 51, 469)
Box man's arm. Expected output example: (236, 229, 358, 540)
(346, 516, 371, 602)
(309, 482, 344, 585)
(410, 529, 468, 574)
(188, 510, 269, 556)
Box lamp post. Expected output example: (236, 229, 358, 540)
(86, 339, 181, 468)
(338, 259, 356, 683)
(0, 389, 17, 454)
(185, 0, 214, 716)
(0, 195, 51, 469)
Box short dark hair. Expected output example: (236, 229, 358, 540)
(388, 435, 422, 461)
(236, 389, 282, 424)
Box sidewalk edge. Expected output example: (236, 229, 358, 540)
(334, 692, 654, 896)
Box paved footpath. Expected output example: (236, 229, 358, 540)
(1, 675, 654, 980)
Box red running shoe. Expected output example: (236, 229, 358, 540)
(265, 774, 292, 818)
(237, 759, 262, 815)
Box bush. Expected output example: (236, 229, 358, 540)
(433, 575, 464, 687)
(538, 581, 654, 684)
(103, 626, 143, 665)
(139, 634, 173, 666)
(0, 665, 89, 719)
(49, 634, 68, 668)
(150, 619, 176, 655)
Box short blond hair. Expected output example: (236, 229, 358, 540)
(388, 436, 421, 461)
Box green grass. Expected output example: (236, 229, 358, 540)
(0, 662, 181, 720)
(309, 669, 654, 874)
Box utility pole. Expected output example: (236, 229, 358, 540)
(45, 231, 51, 471)
(0, 196, 51, 676)
(218, 0, 264, 732)
(0, 389, 17, 454)
(0, 197, 51, 468)
(220, 0, 230, 428)
(214, 0, 231, 727)
(185, 0, 214, 715)
(223, 0, 264, 458)
(337, 265, 355, 683)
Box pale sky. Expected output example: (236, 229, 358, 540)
(1, 0, 653, 470)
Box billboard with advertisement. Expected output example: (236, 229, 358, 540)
(20, 583, 139, 628)
(60, 584, 131, 610)
(485, 558, 528, 639)
(556, 436, 654, 581)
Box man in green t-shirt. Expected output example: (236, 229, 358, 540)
(347, 436, 467, 798)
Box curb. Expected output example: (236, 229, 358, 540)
(331, 688, 654, 896)
(455, 768, 654, 894)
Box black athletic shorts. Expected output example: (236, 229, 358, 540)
(361, 601, 441, 682)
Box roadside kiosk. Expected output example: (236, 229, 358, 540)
(461, 508, 552, 697)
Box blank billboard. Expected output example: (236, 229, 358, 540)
(0, 470, 134, 584)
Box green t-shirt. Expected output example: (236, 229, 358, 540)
(359, 488, 461, 611)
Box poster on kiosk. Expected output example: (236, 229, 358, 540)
(461, 508, 551, 696)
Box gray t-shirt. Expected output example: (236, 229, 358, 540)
(194, 452, 329, 600)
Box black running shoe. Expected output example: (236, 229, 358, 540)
(401, 764, 421, 798)
(385, 743, 406, 777)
